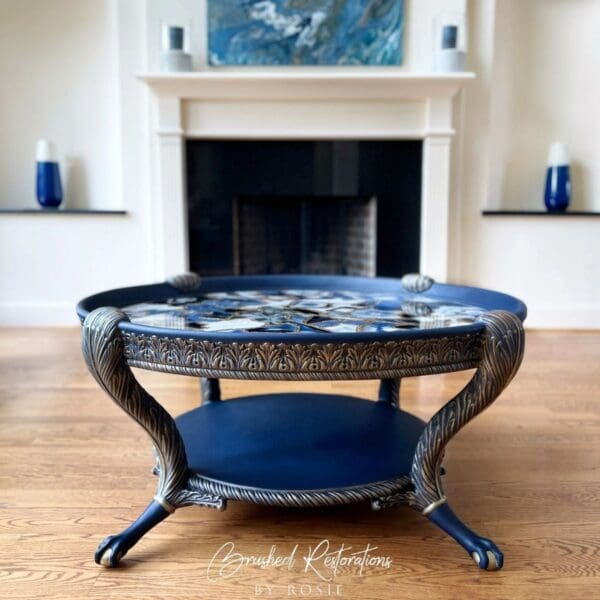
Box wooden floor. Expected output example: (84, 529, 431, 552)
(1, 328, 599, 599)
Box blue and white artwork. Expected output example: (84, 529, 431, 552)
(208, 0, 404, 66)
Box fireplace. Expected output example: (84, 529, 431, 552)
(186, 140, 421, 278)
(141, 72, 472, 282)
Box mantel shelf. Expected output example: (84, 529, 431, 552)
(137, 71, 475, 101)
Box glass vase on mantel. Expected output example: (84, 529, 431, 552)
(544, 142, 571, 212)
(36, 139, 63, 209)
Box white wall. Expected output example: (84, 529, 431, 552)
(0, 0, 153, 324)
(453, 0, 600, 328)
(488, 0, 600, 211)
(0, 0, 598, 327)
(0, 0, 121, 209)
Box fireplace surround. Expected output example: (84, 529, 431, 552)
(140, 72, 474, 282)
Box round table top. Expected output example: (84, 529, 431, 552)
(77, 275, 526, 343)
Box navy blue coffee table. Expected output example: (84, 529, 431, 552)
(77, 273, 526, 570)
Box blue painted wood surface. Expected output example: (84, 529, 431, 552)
(175, 393, 425, 489)
(77, 275, 527, 343)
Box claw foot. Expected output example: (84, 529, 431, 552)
(93, 500, 171, 568)
(469, 537, 503, 570)
(427, 502, 504, 571)
(95, 535, 128, 567)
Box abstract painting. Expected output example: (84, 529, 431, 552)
(208, 0, 404, 66)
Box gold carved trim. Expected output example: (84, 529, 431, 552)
(153, 495, 176, 514)
(122, 333, 482, 380)
(422, 496, 447, 516)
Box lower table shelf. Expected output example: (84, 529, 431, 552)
(175, 393, 426, 491)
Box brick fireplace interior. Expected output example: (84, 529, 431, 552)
(186, 140, 421, 278)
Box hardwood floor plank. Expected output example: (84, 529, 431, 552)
(0, 327, 599, 598)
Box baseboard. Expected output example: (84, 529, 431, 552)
(0, 303, 80, 326)
(524, 304, 600, 329)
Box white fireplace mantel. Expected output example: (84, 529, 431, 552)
(139, 71, 474, 281)
(139, 71, 472, 98)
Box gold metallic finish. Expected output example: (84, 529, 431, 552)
(486, 551, 499, 570)
(154, 495, 176, 514)
(422, 496, 447, 516)
(183, 473, 412, 508)
(123, 331, 482, 381)
(411, 311, 525, 512)
(471, 550, 499, 570)
(100, 548, 113, 567)
(82, 307, 188, 506)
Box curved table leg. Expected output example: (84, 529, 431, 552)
(94, 500, 170, 567)
(82, 307, 192, 567)
(414, 310, 524, 569)
(377, 378, 401, 408)
(200, 378, 221, 404)
(374, 310, 524, 570)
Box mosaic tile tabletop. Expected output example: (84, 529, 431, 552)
(123, 289, 484, 334)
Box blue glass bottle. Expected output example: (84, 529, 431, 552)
(36, 139, 63, 208)
(544, 142, 570, 212)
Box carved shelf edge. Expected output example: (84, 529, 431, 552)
(182, 473, 414, 508)
(122, 331, 483, 380)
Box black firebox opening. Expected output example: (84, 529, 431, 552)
(186, 140, 422, 278)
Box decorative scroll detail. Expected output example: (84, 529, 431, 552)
(166, 272, 202, 292)
(82, 307, 189, 506)
(122, 333, 482, 381)
(170, 488, 227, 511)
(401, 273, 435, 294)
(184, 473, 413, 508)
(371, 489, 415, 510)
(409, 310, 525, 512)
(372, 462, 446, 511)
